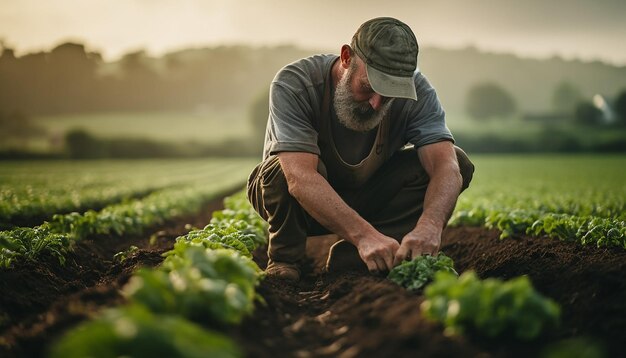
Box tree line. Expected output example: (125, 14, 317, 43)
(464, 81, 626, 126)
(0, 42, 313, 116)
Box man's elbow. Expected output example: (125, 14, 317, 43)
(285, 172, 306, 199)
(452, 167, 463, 193)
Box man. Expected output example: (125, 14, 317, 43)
(247, 17, 474, 281)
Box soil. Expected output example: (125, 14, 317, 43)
(2, 213, 625, 357)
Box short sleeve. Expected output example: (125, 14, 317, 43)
(265, 81, 320, 157)
(404, 73, 454, 147)
(262, 55, 335, 159)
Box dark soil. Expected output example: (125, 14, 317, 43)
(0, 198, 224, 358)
(235, 227, 626, 358)
(2, 218, 625, 357)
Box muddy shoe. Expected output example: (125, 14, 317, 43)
(325, 239, 368, 273)
(265, 261, 300, 282)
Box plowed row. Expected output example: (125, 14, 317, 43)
(2, 212, 624, 357)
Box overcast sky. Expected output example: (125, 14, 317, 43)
(1, 0, 625, 65)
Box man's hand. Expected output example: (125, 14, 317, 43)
(278, 152, 400, 273)
(391, 141, 462, 266)
(356, 233, 400, 273)
(393, 220, 442, 265)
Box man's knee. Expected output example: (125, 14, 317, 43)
(257, 156, 290, 212)
(454, 146, 474, 191)
(248, 155, 329, 209)
(246, 156, 289, 222)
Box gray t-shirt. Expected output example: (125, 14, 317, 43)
(263, 54, 453, 161)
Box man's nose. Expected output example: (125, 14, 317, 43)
(368, 93, 386, 111)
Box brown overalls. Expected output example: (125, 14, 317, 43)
(247, 70, 474, 265)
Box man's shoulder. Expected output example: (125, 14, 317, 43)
(283, 54, 338, 72)
(413, 71, 434, 90)
(273, 54, 338, 88)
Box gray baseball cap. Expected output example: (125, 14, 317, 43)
(352, 17, 418, 101)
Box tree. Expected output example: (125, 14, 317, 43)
(552, 81, 582, 114)
(465, 82, 516, 120)
(574, 101, 602, 126)
(0, 111, 46, 143)
(614, 89, 626, 125)
(65, 129, 107, 159)
(47, 42, 101, 113)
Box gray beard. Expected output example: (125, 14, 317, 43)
(333, 68, 393, 132)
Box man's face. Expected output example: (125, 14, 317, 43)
(334, 58, 394, 132)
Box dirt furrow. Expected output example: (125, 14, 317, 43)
(0, 198, 225, 357)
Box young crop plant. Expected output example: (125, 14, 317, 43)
(387, 252, 458, 291)
(50, 304, 240, 358)
(122, 190, 268, 327)
(113, 245, 139, 263)
(123, 247, 262, 326)
(175, 224, 261, 258)
(0, 224, 71, 268)
(211, 191, 268, 247)
(421, 271, 561, 341)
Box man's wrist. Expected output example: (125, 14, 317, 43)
(416, 215, 446, 231)
(344, 221, 377, 246)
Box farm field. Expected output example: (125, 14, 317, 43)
(0, 159, 258, 229)
(34, 110, 252, 144)
(1, 154, 625, 357)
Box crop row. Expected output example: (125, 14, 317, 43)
(0, 165, 254, 269)
(0, 159, 257, 229)
(52, 187, 574, 354)
(388, 253, 561, 341)
(450, 155, 626, 249)
(50, 191, 268, 357)
(451, 207, 626, 249)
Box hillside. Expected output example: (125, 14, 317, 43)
(1, 43, 624, 115)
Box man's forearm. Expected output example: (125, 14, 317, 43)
(287, 172, 376, 244)
(416, 162, 462, 230)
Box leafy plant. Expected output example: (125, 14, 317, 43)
(50, 304, 240, 358)
(113, 245, 139, 263)
(180, 225, 255, 257)
(421, 271, 561, 340)
(124, 248, 261, 325)
(0, 224, 71, 268)
(388, 252, 458, 291)
(210, 191, 268, 246)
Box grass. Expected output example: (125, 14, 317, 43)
(34, 109, 252, 144)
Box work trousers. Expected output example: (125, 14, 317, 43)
(246, 146, 474, 265)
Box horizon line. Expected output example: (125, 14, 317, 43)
(1, 37, 625, 68)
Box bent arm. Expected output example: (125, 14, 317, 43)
(394, 141, 462, 263)
(278, 151, 399, 271)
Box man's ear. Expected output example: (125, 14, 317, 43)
(340, 44, 352, 69)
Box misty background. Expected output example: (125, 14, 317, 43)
(1, 0, 625, 158)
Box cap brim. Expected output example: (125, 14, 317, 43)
(366, 64, 417, 101)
